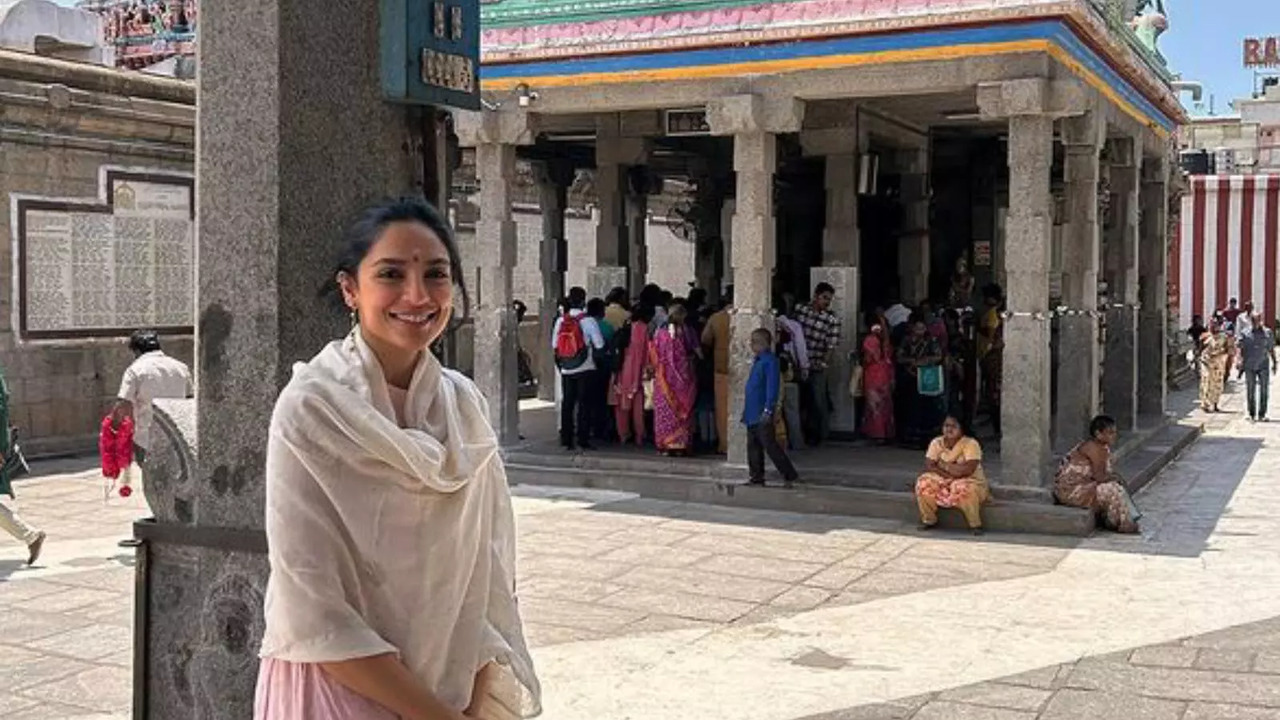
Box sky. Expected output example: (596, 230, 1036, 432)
(51, 0, 1268, 117)
(1160, 0, 1276, 117)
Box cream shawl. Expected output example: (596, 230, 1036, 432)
(259, 329, 540, 717)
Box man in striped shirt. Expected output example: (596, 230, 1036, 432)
(795, 282, 842, 445)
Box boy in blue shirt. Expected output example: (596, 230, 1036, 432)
(744, 328, 799, 488)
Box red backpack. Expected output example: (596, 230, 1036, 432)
(554, 312, 589, 370)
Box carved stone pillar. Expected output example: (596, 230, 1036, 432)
(1054, 113, 1104, 450)
(1001, 113, 1055, 488)
(535, 160, 572, 402)
(1138, 154, 1168, 418)
(1103, 137, 1141, 431)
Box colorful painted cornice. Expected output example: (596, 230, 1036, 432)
(478, 0, 1185, 134)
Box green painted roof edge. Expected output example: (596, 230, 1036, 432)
(480, 0, 805, 29)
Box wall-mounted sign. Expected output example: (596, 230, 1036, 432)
(665, 108, 710, 137)
(973, 240, 992, 267)
(381, 0, 480, 110)
(11, 169, 194, 341)
(1244, 37, 1280, 68)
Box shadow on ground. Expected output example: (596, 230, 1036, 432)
(787, 614, 1280, 720)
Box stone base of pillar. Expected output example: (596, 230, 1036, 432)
(726, 310, 775, 468)
(587, 266, 628, 301)
(811, 266, 860, 434)
(473, 307, 521, 444)
(1000, 315, 1052, 487)
(1053, 314, 1100, 451)
(1103, 306, 1139, 431)
(1138, 308, 1166, 417)
(536, 312, 557, 403)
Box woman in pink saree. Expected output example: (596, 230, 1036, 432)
(613, 306, 653, 446)
(860, 323, 896, 443)
(649, 304, 698, 455)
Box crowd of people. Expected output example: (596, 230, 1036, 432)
(96, 0, 197, 42)
(1189, 297, 1278, 422)
(542, 263, 1011, 466)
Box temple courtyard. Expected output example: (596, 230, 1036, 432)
(0, 386, 1276, 719)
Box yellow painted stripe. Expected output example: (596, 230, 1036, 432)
(482, 38, 1170, 136)
(1044, 43, 1168, 138)
(481, 39, 1046, 90)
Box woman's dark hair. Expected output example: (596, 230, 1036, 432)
(605, 287, 629, 307)
(321, 196, 469, 329)
(631, 304, 656, 323)
(586, 298, 606, 318)
(982, 283, 1004, 302)
(1089, 415, 1117, 438)
(129, 329, 161, 355)
(639, 284, 663, 308)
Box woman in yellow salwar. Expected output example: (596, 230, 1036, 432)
(915, 415, 989, 535)
(1199, 317, 1231, 412)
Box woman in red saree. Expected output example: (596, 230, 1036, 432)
(649, 304, 698, 455)
(613, 306, 653, 446)
(860, 324, 895, 443)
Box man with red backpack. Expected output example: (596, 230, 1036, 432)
(551, 287, 606, 451)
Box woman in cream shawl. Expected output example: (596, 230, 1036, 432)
(255, 197, 540, 720)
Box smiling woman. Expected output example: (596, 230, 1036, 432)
(254, 197, 540, 720)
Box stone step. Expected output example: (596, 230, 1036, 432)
(503, 419, 1203, 537)
(505, 462, 1097, 536)
(1115, 419, 1203, 496)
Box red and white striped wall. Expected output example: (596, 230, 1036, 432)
(1176, 175, 1280, 328)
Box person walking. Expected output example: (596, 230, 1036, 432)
(0, 360, 42, 565)
(743, 328, 799, 488)
(255, 197, 540, 720)
(1199, 317, 1231, 413)
(551, 287, 605, 451)
(117, 329, 192, 464)
(1238, 311, 1277, 422)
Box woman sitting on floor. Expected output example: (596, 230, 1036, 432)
(1053, 415, 1141, 534)
(915, 414, 989, 535)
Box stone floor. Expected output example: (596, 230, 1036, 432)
(0, 379, 1274, 719)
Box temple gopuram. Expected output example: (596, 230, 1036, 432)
(76, 0, 196, 74)
(462, 0, 1188, 490)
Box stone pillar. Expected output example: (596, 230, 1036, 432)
(1001, 114, 1055, 488)
(627, 188, 649, 293)
(536, 160, 572, 402)
(456, 110, 535, 444)
(144, 0, 417, 715)
(815, 150, 860, 434)
(897, 146, 931, 303)
(727, 129, 778, 466)
(1054, 113, 1104, 450)
(589, 126, 647, 299)
(1138, 154, 1168, 418)
(472, 142, 521, 444)
(589, 154, 628, 298)
(1103, 138, 1140, 432)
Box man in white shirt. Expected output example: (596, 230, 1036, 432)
(118, 330, 193, 463)
(550, 288, 605, 451)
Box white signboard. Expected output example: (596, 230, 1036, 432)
(13, 170, 194, 340)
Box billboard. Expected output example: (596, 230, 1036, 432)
(1245, 37, 1280, 68)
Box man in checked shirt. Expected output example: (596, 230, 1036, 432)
(794, 282, 842, 446)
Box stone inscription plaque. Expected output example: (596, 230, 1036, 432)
(14, 171, 195, 340)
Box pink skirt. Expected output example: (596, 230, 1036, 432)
(254, 658, 397, 720)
